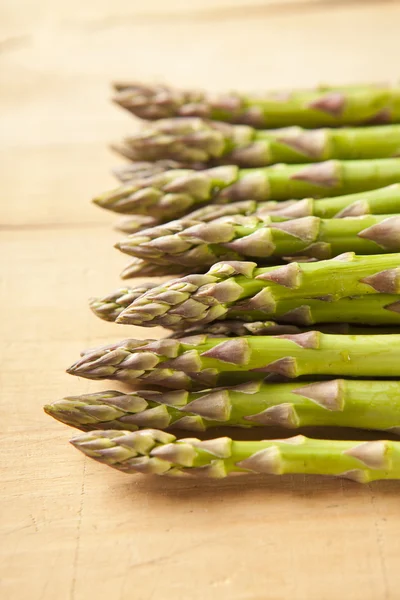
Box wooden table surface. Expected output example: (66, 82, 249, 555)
(2, 1, 400, 598)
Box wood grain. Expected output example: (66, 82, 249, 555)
(2, 1, 400, 599)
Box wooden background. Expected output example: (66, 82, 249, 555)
(2, 1, 400, 598)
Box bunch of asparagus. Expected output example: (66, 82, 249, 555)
(45, 81, 400, 483)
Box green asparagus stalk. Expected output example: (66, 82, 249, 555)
(70, 428, 400, 482)
(113, 185, 400, 235)
(116, 254, 400, 328)
(112, 82, 400, 128)
(116, 214, 400, 267)
(89, 282, 400, 337)
(89, 285, 400, 333)
(45, 379, 400, 434)
(118, 119, 400, 167)
(67, 332, 400, 390)
(92, 283, 400, 328)
(93, 159, 400, 220)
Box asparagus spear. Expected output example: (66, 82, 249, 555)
(93, 159, 400, 219)
(114, 185, 400, 235)
(89, 285, 400, 333)
(89, 282, 400, 338)
(118, 120, 400, 167)
(67, 332, 400, 389)
(93, 285, 400, 328)
(46, 379, 400, 434)
(116, 254, 400, 328)
(112, 82, 400, 128)
(71, 428, 400, 482)
(116, 214, 400, 266)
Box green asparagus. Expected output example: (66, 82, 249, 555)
(116, 214, 400, 266)
(114, 185, 400, 235)
(118, 119, 400, 167)
(112, 82, 400, 128)
(67, 332, 400, 389)
(89, 284, 399, 332)
(116, 254, 400, 328)
(93, 159, 400, 220)
(46, 379, 400, 435)
(90, 285, 400, 332)
(70, 429, 400, 482)
(94, 286, 400, 328)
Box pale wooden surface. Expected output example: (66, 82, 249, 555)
(2, 1, 400, 599)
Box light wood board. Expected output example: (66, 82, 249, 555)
(1, 1, 400, 598)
